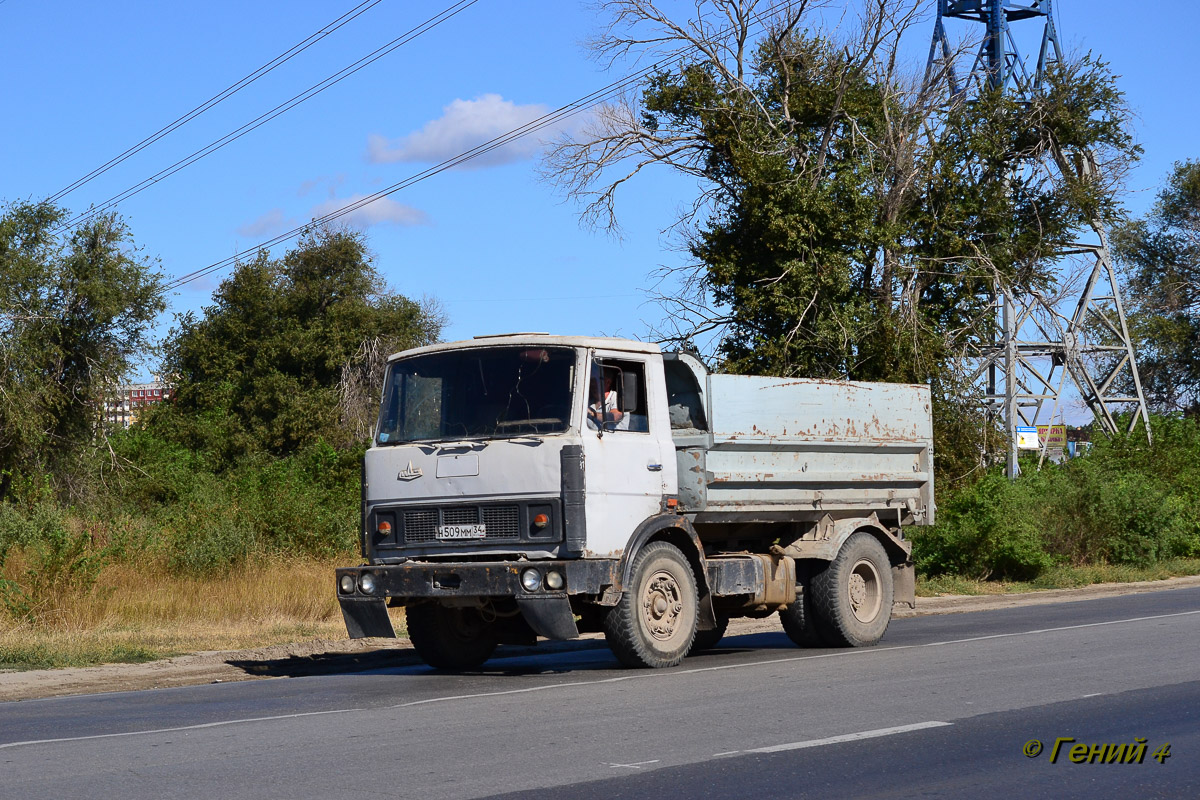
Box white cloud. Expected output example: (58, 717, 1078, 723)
(237, 208, 291, 237)
(309, 194, 429, 229)
(298, 174, 346, 199)
(368, 94, 555, 168)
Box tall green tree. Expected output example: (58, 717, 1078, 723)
(159, 227, 443, 464)
(545, 0, 1138, 488)
(1113, 160, 1200, 416)
(0, 202, 165, 502)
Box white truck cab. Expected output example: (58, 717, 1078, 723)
(336, 334, 934, 669)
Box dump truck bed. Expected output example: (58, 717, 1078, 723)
(694, 375, 934, 523)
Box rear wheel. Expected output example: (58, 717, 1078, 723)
(406, 602, 498, 670)
(810, 533, 893, 647)
(779, 570, 827, 647)
(604, 541, 698, 668)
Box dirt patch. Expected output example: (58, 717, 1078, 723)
(4, 574, 1199, 703)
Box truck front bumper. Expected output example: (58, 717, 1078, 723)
(336, 559, 617, 641)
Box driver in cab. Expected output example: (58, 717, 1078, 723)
(587, 370, 625, 430)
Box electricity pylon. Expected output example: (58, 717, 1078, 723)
(925, 0, 1150, 478)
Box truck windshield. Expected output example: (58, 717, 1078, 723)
(376, 346, 577, 444)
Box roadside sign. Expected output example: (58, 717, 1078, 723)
(1017, 426, 1039, 449)
(1037, 424, 1067, 448)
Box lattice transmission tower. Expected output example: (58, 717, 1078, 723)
(925, 0, 1150, 478)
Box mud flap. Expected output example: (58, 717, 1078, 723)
(340, 598, 396, 639)
(893, 561, 916, 609)
(515, 595, 580, 640)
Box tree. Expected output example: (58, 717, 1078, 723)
(0, 202, 165, 502)
(159, 227, 443, 463)
(1113, 160, 1200, 416)
(544, 0, 1139, 488)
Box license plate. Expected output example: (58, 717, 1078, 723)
(437, 524, 486, 540)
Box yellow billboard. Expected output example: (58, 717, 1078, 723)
(1036, 424, 1067, 448)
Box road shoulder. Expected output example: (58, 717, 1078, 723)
(4, 574, 1199, 703)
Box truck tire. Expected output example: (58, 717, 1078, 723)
(810, 532, 893, 647)
(603, 541, 698, 668)
(406, 602, 498, 670)
(688, 613, 729, 654)
(778, 576, 827, 648)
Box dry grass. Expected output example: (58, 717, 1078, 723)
(6, 553, 1200, 670)
(0, 556, 356, 670)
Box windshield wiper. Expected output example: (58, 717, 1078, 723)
(415, 440, 489, 454)
(503, 436, 545, 446)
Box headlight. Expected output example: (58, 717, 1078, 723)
(545, 570, 564, 590)
(520, 568, 542, 592)
(359, 572, 378, 595)
(339, 574, 356, 594)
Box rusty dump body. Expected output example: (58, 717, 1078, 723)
(667, 353, 934, 528)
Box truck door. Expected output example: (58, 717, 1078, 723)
(581, 352, 669, 556)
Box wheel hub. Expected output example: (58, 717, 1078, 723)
(642, 571, 683, 640)
(848, 558, 882, 623)
(849, 574, 867, 606)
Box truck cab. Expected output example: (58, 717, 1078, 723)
(337, 334, 932, 670)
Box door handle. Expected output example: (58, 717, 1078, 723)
(647, 463, 663, 472)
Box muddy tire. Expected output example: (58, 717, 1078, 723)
(810, 532, 893, 647)
(603, 541, 698, 668)
(778, 571, 827, 647)
(688, 613, 729, 654)
(406, 602, 498, 670)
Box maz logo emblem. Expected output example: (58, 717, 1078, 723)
(396, 461, 424, 481)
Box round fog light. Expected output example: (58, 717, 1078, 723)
(545, 570, 564, 590)
(339, 574, 356, 594)
(359, 572, 378, 595)
(520, 568, 542, 592)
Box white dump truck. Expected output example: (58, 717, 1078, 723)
(336, 334, 934, 669)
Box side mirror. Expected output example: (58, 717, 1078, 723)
(621, 371, 639, 412)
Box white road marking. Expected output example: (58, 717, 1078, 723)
(917, 610, 1200, 649)
(3, 609, 1197, 751)
(605, 760, 659, 769)
(0, 709, 364, 750)
(745, 721, 953, 754)
(1081, 692, 1103, 698)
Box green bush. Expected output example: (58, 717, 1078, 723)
(912, 470, 1056, 580)
(915, 415, 1200, 580)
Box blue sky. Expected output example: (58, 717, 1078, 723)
(2, 0, 1197, 373)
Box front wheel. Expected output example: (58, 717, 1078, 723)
(406, 602, 498, 670)
(809, 532, 894, 647)
(604, 541, 698, 668)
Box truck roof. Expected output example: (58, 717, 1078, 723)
(387, 334, 662, 362)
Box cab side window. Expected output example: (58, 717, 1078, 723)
(664, 360, 708, 431)
(588, 359, 649, 433)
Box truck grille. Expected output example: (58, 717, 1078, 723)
(403, 505, 520, 544)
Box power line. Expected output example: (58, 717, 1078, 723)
(160, 0, 801, 292)
(47, 1, 385, 205)
(162, 66, 657, 291)
(56, 0, 480, 234)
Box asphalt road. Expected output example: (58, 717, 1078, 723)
(3, 588, 1199, 799)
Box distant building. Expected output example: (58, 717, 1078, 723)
(104, 381, 172, 428)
